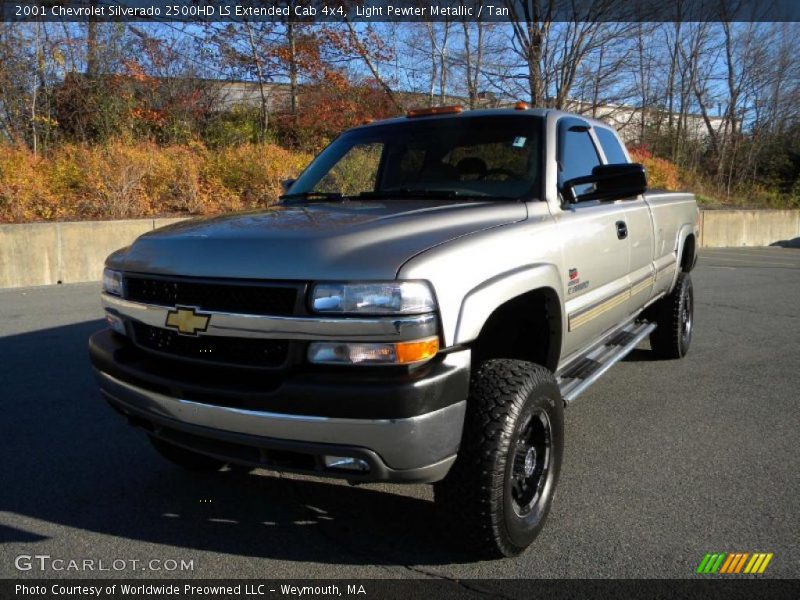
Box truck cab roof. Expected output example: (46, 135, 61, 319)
(354, 106, 615, 133)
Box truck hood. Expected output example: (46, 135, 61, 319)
(114, 200, 527, 280)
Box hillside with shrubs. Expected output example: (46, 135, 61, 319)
(0, 141, 311, 223)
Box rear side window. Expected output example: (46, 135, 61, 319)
(559, 129, 601, 195)
(596, 128, 628, 164)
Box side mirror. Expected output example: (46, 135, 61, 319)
(562, 163, 647, 204)
(281, 178, 296, 193)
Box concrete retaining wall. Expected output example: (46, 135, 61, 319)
(0, 218, 185, 288)
(1, 210, 799, 288)
(698, 209, 800, 248)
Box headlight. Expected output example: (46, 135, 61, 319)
(311, 281, 436, 314)
(102, 268, 123, 296)
(308, 337, 439, 366)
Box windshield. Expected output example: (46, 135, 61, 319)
(285, 115, 543, 201)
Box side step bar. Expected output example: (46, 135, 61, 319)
(558, 321, 656, 405)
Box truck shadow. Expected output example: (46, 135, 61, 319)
(0, 321, 475, 566)
(620, 348, 655, 363)
(770, 237, 800, 248)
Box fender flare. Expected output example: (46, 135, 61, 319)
(671, 222, 697, 289)
(453, 263, 564, 346)
(675, 223, 696, 263)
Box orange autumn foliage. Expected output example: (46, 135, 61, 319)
(0, 142, 311, 223)
(628, 146, 681, 191)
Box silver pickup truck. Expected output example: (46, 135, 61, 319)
(89, 106, 698, 557)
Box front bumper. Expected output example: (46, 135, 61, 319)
(89, 330, 469, 483)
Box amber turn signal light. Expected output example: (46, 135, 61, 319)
(395, 337, 440, 364)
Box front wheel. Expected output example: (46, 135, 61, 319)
(434, 359, 564, 558)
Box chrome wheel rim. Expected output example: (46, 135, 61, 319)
(681, 288, 693, 345)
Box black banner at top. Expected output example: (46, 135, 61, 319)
(2, 0, 800, 23)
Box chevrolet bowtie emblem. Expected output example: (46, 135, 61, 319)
(165, 306, 211, 336)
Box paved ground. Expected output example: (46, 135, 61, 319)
(1, 247, 798, 579)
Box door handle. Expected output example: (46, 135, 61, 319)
(616, 221, 628, 240)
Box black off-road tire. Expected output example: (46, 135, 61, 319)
(434, 359, 564, 558)
(148, 436, 226, 472)
(649, 272, 694, 359)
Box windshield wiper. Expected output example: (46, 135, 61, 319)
(358, 189, 519, 201)
(279, 191, 346, 202)
(358, 188, 468, 200)
(281, 189, 519, 203)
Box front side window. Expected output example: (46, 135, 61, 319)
(288, 115, 544, 201)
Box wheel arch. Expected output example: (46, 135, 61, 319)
(675, 217, 698, 271)
(669, 224, 697, 294)
(455, 264, 564, 372)
(679, 233, 697, 272)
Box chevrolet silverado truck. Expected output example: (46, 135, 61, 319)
(89, 106, 698, 557)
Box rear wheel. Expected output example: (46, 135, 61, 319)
(434, 359, 564, 558)
(148, 436, 226, 472)
(649, 272, 693, 359)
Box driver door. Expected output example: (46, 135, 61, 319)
(554, 119, 632, 358)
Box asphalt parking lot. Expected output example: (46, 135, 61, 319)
(0, 247, 798, 579)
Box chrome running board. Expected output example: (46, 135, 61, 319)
(558, 321, 656, 405)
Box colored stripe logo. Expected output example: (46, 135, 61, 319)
(697, 552, 773, 574)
